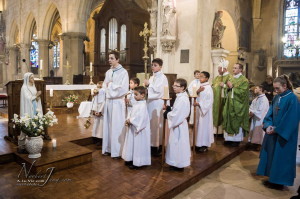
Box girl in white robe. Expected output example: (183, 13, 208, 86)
(194, 72, 214, 152)
(249, 85, 269, 147)
(166, 78, 191, 170)
(92, 82, 105, 139)
(123, 86, 151, 169)
(187, 70, 201, 125)
(19, 72, 43, 151)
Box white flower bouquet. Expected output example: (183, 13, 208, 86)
(12, 110, 58, 137)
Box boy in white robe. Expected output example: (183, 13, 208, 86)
(123, 86, 151, 169)
(92, 81, 105, 145)
(122, 77, 139, 165)
(248, 85, 269, 151)
(102, 51, 129, 158)
(194, 71, 214, 152)
(144, 58, 169, 156)
(164, 78, 191, 171)
(187, 70, 201, 125)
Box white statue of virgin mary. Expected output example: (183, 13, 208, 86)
(20, 72, 43, 117)
(18, 72, 43, 152)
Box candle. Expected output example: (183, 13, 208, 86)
(150, 54, 153, 64)
(91, 88, 94, 95)
(40, 60, 43, 70)
(192, 85, 197, 97)
(90, 62, 93, 72)
(52, 139, 57, 148)
(50, 89, 53, 97)
(163, 86, 169, 99)
(67, 60, 69, 66)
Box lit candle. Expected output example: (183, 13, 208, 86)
(90, 62, 93, 72)
(50, 89, 53, 97)
(52, 139, 57, 148)
(192, 85, 197, 97)
(150, 54, 153, 64)
(163, 86, 169, 99)
(40, 60, 43, 70)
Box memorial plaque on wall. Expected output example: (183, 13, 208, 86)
(180, 49, 189, 63)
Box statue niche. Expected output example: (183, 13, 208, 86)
(211, 11, 226, 49)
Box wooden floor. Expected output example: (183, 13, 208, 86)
(0, 110, 246, 199)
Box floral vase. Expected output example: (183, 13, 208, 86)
(66, 102, 74, 108)
(25, 136, 43, 158)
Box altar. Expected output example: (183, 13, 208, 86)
(46, 85, 96, 107)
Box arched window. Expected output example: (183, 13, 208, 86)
(30, 21, 39, 74)
(108, 18, 118, 51)
(53, 38, 60, 68)
(120, 24, 127, 62)
(282, 0, 300, 58)
(100, 28, 106, 63)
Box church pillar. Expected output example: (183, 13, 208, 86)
(37, 39, 50, 77)
(19, 43, 31, 76)
(60, 32, 85, 84)
(211, 49, 230, 78)
(0, 54, 4, 87)
(6, 46, 18, 81)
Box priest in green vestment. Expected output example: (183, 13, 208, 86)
(212, 59, 232, 134)
(222, 63, 249, 147)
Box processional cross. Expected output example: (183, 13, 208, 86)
(139, 22, 152, 78)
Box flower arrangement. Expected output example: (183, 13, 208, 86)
(12, 110, 58, 137)
(62, 94, 79, 104)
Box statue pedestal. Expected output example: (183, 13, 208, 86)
(211, 49, 230, 78)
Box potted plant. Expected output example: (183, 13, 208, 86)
(62, 94, 79, 108)
(12, 110, 58, 158)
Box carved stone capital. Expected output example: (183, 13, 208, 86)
(59, 32, 87, 40)
(149, 37, 157, 52)
(35, 39, 51, 46)
(160, 36, 176, 53)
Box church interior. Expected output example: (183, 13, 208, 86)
(0, 0, 299, 198)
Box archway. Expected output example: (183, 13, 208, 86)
(220, 10, 238, 72)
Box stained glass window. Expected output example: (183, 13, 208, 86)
(283, 0, 300, 58)
(53, 42, 60, 68)
(30, 33, 39, 69)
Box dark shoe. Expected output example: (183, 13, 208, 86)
(290, 195, 300, 199)
(112, 156, 121, 160)
(129, 165, 140, 170)
(224, 141, 232, 146)
(125, 161, 133, 166)
(169, 166, 184, 172)
(230, 142, 240, 147)
(263, 180, 284, 190)
(198, 146, 208, 153)
(102, 152, 111, 156)
(17, 148, 28, 154)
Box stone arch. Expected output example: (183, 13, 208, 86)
(23, 12, 37, 44)
(8, 20, 20, 46)
(41, 3, 63, 40)
(220, 10, 238, 71)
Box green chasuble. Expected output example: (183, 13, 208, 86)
(222, 75, 249, 135)
(212, 73, 232, 127)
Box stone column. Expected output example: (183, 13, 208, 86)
(6, 46, 18, 81)
(37, 39, 50, 77)
(60, 32, 85, 84)
(161, 35, 176, 73)
(0, 54, 4, 87)
(211, 49, 230, 78)
(19, 43, 31, 76)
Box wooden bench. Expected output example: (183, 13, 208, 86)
(0, 95, 8, 107)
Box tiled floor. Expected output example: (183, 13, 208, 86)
(174, 151, 300, 199)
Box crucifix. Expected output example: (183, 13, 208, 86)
(139, 22, 152, 78)
(64, 60, 71, 85)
